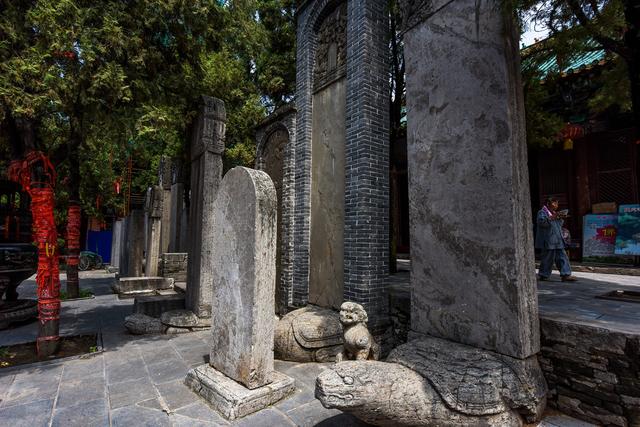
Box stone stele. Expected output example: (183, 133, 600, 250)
(403, 0, 539, 359)
(186, 96, 226, 319)
(185, 167, 294, 420)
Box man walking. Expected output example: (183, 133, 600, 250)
(535, 197, 577, 282)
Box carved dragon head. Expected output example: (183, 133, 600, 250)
(315, 361, 380, 409)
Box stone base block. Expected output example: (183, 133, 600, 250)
(134, 294, 185, 318)
(161, 309, 198, 327)
(184, 364, 295, 421)
(113, 277, 174, 297)
(124, 313, 165, 335)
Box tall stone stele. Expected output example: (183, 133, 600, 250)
(185, 167, 295, 420)
(110, 219, 123, 271)
(185, 96, 226, 320)
(316, 1, 548, 425)
(119, 209, 144, 278)
(158, 156, 173, 254)
(144, 185, 163, 277)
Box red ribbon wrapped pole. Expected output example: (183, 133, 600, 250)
(8, 151, 60, 356)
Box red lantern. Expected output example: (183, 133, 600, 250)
(113, 178, 122, 195)
(559, 123, 585, 151)
(560, 123, 585, 140)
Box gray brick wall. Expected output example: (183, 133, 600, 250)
(255, 104, 297, 312)
(294, 0, 390, 332)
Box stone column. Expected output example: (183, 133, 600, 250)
(169, 161, 187, 253)
(185, 96, 225, 319)
(118, 216, 129, 275)
(110, 219, 123, 270)
(402, 0, 539, 359)
(159, 157, 172, 255)
(184, 167, 294, 420)
(120, 209, 145, 277)
(144, 185, 163, 277)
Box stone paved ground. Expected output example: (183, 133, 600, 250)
(0, 271, 600, 426)
(537, 271, 640, 334)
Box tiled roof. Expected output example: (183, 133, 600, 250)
(522, 39, 608, 77)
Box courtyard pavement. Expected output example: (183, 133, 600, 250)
(0, 270, 609, 426)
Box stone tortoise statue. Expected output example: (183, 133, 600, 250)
(275, 305, 344, 362)
(274, 302, 380, 362)
(315, 336, 547, 426)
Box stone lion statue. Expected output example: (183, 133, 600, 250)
(335, 302, 380, 362)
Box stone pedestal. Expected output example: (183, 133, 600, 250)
(113, 277, 174, 297)
(185, 365, 294, 421)
(186, 96, 226, 319)
(134, 294, 185, 318)
(185, 167, 294, 419)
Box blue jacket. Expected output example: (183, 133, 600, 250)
(535, 208, 565, 250)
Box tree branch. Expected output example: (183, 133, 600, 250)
(565, 0, 630, 60)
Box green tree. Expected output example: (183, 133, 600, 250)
(255, 0, 297, 109)
(521, 0, 639, 134)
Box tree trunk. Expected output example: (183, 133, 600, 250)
(32, 184, 61, 358)
(8, 117, 60, 357)
(389, 6, 405, 274)
(624, 0, 640, 136)
(65, 122, 82, 299)
(66, 204, 81, 299)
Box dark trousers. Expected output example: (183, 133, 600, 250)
(538, 248, 572, 278)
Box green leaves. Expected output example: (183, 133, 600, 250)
(519, 0, 633, 148)
(1, 0, 296, 218)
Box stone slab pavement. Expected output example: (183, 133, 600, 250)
(537, 271, 640, 334)
(0, 271, 598, 426)
(394, 261, 640, 335)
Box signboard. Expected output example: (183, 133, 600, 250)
(615, 204, 640, 256)
(583, 214, 618, 258)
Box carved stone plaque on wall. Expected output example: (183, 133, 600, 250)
(263, 128, 288, 312)
(313, 3, 347, 93)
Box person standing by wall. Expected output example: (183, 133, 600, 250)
(535, 197, 578, 282)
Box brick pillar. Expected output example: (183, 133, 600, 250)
(343, 0, 390, 333)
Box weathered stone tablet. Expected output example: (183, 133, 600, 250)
(208, 167, 278, 389)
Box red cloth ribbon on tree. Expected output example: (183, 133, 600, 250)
(66, 205, 81, 266)
(8, 151, 60, 351)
